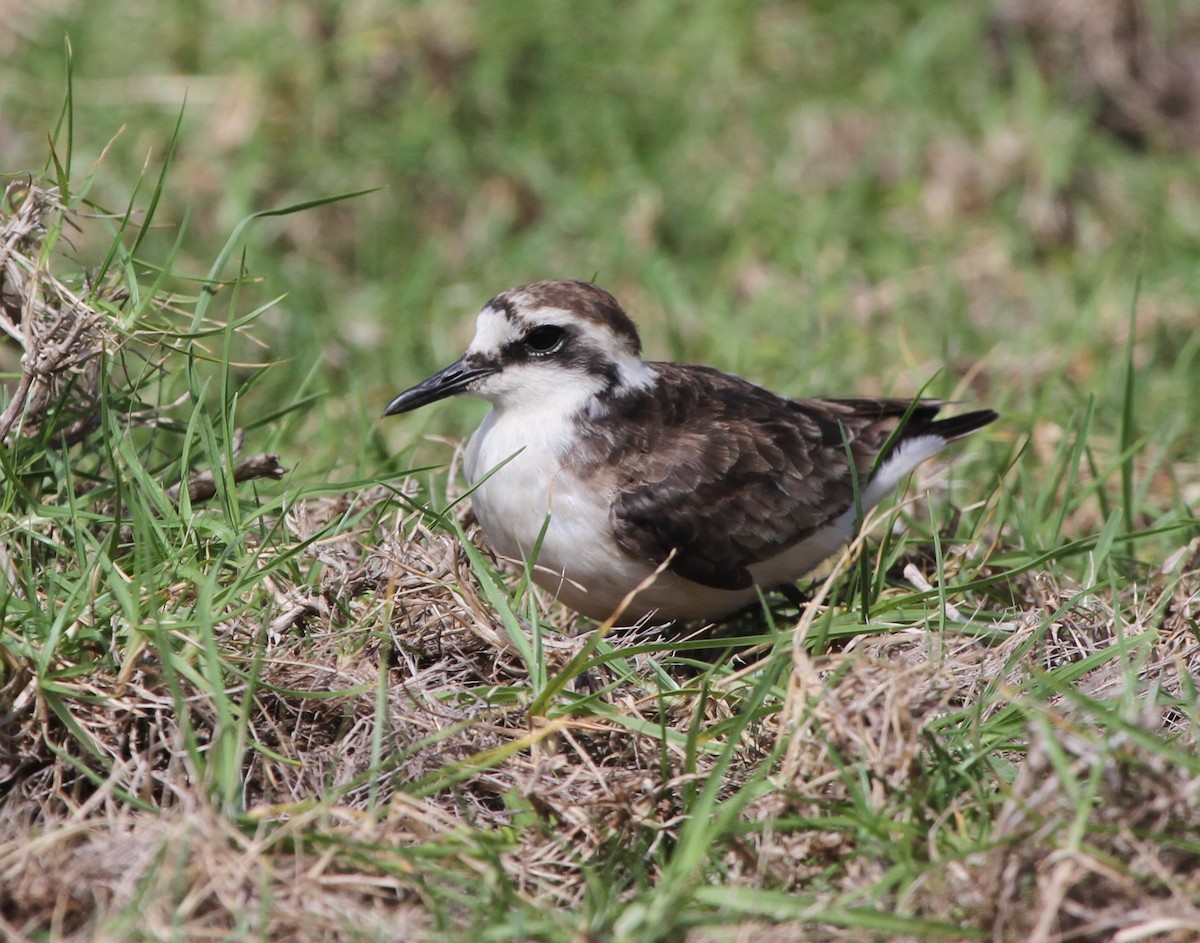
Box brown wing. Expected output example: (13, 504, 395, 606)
(579, 366, 944, 591)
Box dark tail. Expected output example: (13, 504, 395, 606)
(923, 408, 999, 442)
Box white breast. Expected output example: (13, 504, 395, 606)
(464, 406, 593, 559)
(464, 404, 646, 603)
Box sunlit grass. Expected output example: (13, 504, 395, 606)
(1, 2, 1198, 941)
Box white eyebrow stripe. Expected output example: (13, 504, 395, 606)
(466, 307, 521, 356)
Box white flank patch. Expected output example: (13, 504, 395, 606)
(861, 434, 949, 509)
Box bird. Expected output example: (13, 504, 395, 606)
(384, 279, 997, 624)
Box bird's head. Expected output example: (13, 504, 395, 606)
(383, 279, 655, 418)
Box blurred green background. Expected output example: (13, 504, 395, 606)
(3, 0, 1199, 490)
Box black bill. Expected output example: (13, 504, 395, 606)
(382, 357, 497, 416)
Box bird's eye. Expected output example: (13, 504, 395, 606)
(523, 325, 567, 355)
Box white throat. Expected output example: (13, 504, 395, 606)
(474, 361, 611, 417)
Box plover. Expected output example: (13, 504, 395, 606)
(384, 280, 996, 623)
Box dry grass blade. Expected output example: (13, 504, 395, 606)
(0, 180, 115, 444)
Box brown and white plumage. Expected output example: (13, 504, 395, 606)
(384, 280, 996, 623)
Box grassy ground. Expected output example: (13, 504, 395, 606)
(1, 1, 1199, 940)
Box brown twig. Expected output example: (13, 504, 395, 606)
(166, 453, 289, 504)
